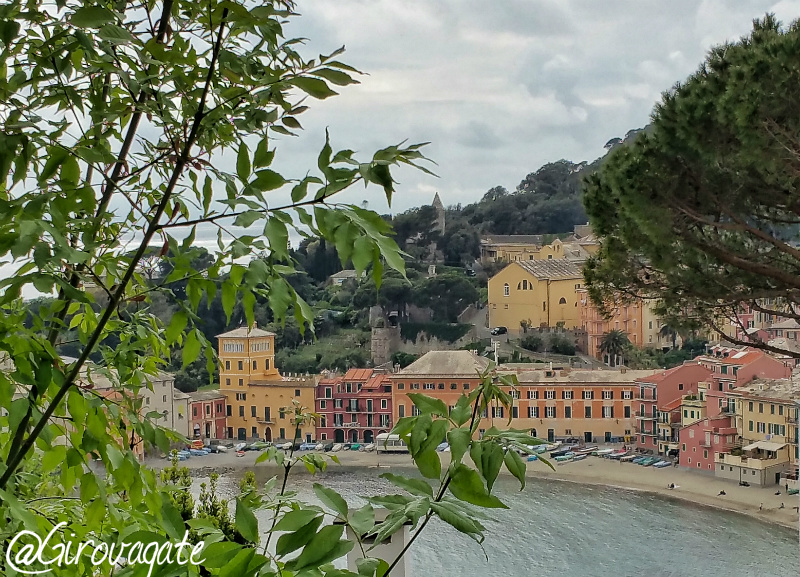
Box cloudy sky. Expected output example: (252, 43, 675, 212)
(269, 0, 800, 214)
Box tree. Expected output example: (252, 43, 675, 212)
(659, 324, 678, 350)
(599, 330, 631, 367)
(411, 274, 480, 322)
(0, 3, 543, 576)
(583, 16, 800, 358)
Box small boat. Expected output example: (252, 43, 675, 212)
(550, 447, 575, 458)
(363, 443, 375, 452)
(436, 442, 449, 452)
(787, 488, 799, 495)
(331, 443, 343, 452)
(640, 457, 658, 466)
(236, 451, 245, 457)
(216, 445, 228, 453)
(555, 455, 573, 463)
(572, 454, 587, 462)
(189, 449, 208, 456)
(594, 448, 614, 456)
(315, 443, 325, 451)
(527, 454, 538, 462)
(608, 451, 628, 460)
(234, 442, 246, 451)
(620, 455, 637, 462)
(632, 456, 647, 464)
(574, 446, 598, 454)
(653, 460, 672, 468)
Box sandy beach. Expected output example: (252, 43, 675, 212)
(150, 449, 800, 531)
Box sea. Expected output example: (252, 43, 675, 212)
(205, 468, 799, 577)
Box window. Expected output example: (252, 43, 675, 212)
(758, 403, 763, 413)
(325, 387, 332, 399)
(678, 383, 683, 390)
(564, 406, 572, 419)
(225, 361, 231, 370)
(252, 360, 257, 370)
(779, 405, 784, 415)
(265, 407, 271, 421)
(584, 406, 591, 418)
(622, 391, 632, 400)
(162, 395, 167, 402)
(757, 422, 765, 433)
(380, 414, 390, 427)
(603, 406, 614, 418)
(238, 379, 243, 387)
(463, 383, 470, 390)
(527, 390, 538, 399)
(510, 390, 520, 399)
(492, 407, 504, 419)
(602, 391, 613, 400)
(351, 413, 358, 423)
(423, 383, 435, 390)
(583, 390, 594, 400)
(450, 383, 457, 389)
(770, 404, 775, 415)
(193, 407, 198, 417)
(397, 383, 405, 390)
(381, 399, 388, 409)
(558, 297, 567, 305)
(320, 400, 327, 409)
(411, 406, 421, 416)
(545, 390, 555, 400)
(683, 410, 688, 418)
(238, 361, 243, 371)
(545, 406, 556, 418)
(748, 401, 753, 412)
(528, 406, 539, 418)
(562, 390, 573, 400)
(438, 383, 445, 390)
(748, 420, 754, 431)
(295, 389, 301, 397)
(279, 409, 285, 419)
(398, 405, 405, 418)
(226, 378, 231, 386)
(226, 405, 232, 416)
(334, 399, 343, 409)
(624, 406, 631, 418)
(503, 283, 510, 297)
(565, 429, 572, 435)
(411, 383, 420, 390)
(280, 428, 285, 439)
(251, 406, 256, 417)
(512, 406, 518, 419)
(239, 406, 244, 417)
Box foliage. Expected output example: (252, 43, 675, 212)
(391, 351, 419, 368)
(520, 335, 543, 352)
(583, 16, 800, 358)
(549, 335, 576, 356)
(599, 330, 630, 365)
(399, 322, 472, 344)
(411, 274, 479, 323)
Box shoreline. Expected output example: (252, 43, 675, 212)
(149, 450, 800, 531)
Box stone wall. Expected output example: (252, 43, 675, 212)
(371, 326, 401, 366)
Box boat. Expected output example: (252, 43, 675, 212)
(236, 451, 245, 457)
(331, 443, 343, 452)
(216, 445, 228, 453)
(620, 455, 637, 462)
(315, 443, 325, 451)
(632, 456, 647, 464)
(595, 448, 614, 456)
(574, 446, 598, 454)
(436, 442, 449, 452)
(234, 442, 246, 452)
(363, 443, 375, 452)
(608, 451, 628, 460)
(787, 488, 799, 495)
(189, 449, 208, 456)
(527, 454, 538, 462)
(653, 460, 672, 468)
(554, 454, 574, 463)
(640, 457, 658, 466)
(550, 447, 575, 458)
(572, 454, 587, 461)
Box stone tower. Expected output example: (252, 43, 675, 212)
(431, 192, 445, 234)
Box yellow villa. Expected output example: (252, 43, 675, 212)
(487, 260, 584, 331)
(218, 325, 316, 443)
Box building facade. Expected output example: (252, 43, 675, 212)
(188, 390, 227, 440)
(487, 260, 584, 332)
(316, 368, 393, 444)
(679, 415, 737, 472)
(218, 326, 316, 443)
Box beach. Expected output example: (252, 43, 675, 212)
(150, 449, 800, 531)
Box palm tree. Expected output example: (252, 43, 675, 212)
(599, 329, 631, 367)
(659, 324, 678, 349)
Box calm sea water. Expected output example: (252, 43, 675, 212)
(204, 468, 799, 577)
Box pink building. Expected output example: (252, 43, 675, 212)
(316, 368, 393, 444)
(698, 347, 791, 418)
(634, 363, 712, 453)
(188, 391, 228, 440)
(679, 415, 737, 472)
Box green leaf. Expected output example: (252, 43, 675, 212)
(292, 76, 338, 99)
(165, 310, 188, 346)
(449, 395, 472, 427)
(0, 20, 21, 46)
(504, 449, 527, 489)
(449, 465, 507, 509)
(40, 147, 69, 182)
(349, 503, 375, 536)
(314, 67, 359, 86)
(201, 542, 243, 569)
(182, 329, 201, 368)
(251, 169, 285, 191)
(98, 24, 135, 44)
(313, 483, 349, 518)
(202, 175, 213, 213)
(70, 6, 116, 27)
(161, 494, 187, 539)
(237, 144, 251, 182)
(235, 497, 259, 543)
(274, 509, 320, 532)
(253, 138, 274, 168)
(356, 558, 381, 577)
(471, 440, 503, 492)
(407, 393, 448, 417)
(233, 210, 262, 228)
(290, 525, 353, 572)
(430, 501, 485, 541)
(414, 448, 441, 480)
(276, 516, 323, 556)
(447, 427, 471, 466)
(380, 473, 433, 497)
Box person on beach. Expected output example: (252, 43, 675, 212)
(717, 490, 726, 496)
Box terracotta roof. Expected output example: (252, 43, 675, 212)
(397, 351, 490, 377)
(216, 326, 276, 338)
(634, 362, 710, 385)
(514, 259, 583, 280)
(344, 368, 374, 382)
(661, 397, 683, 411)
(507, 368, 658, 384)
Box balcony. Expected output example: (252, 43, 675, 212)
(635, 411, 657, 420)
(789, 417, 798, 425)
(345, 406, 361, 413)
(634, 425, 658, 436)
(256, 417, 275, 424)
(715, 453, 788, 470)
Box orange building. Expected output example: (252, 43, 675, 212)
(391, 351, 659, 443)
(218, 326, 316, 443)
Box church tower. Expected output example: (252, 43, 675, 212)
(431, 192, 445, 234)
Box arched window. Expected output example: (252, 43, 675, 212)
(503, 283, 510, 297)
(517, 282, 521, 290)
(559, 297, 567, 304)
(522, 280, 528, 290)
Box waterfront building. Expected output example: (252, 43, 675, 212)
(391, 351, 658, 443)
(188, 390, 227, 440)
(679, 415, 737, 472)
(315, 368, 393, 444)
(714, 377, 800, 486)
(487, 259, 584, 332)
(633, 362, 712, 454)
(218, 326, 316, 443)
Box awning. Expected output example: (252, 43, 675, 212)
(742, 441, 787, 452)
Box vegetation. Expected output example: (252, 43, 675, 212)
(399, 322, 472, 344)
(583, 16, 800, 358)
(599, 330, 630, 367)
(548, 335, 577, 356)
(520, 335, 543, 352)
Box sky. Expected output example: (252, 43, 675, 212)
(269, 0, 800, 214)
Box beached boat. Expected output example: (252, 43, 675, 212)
(216, 445, 228, 453)
(555, 455, 574, 463)
(550, 447, 575, 458)
(236, 451, 245, 457)
(620, 455, 637, 462)
(331, 443, 343, 452)
(572, 454, 587, 462)
(573, 446, 598, 455)
(608, 451, 628, 460)
(640, 457, 658, 466)
(594, 448, 614, 456)
(632, 456, 647, 464)
(787, 488, 799, 495)
(527, 454, 538, 462)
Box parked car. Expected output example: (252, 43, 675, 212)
(490, 326, 507, 335)
(465, 269, 477, 277)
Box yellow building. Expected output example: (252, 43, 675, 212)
(218, 326, 316, 443)
(487, 260, 584, 332)
(480, 235, 596, 265)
